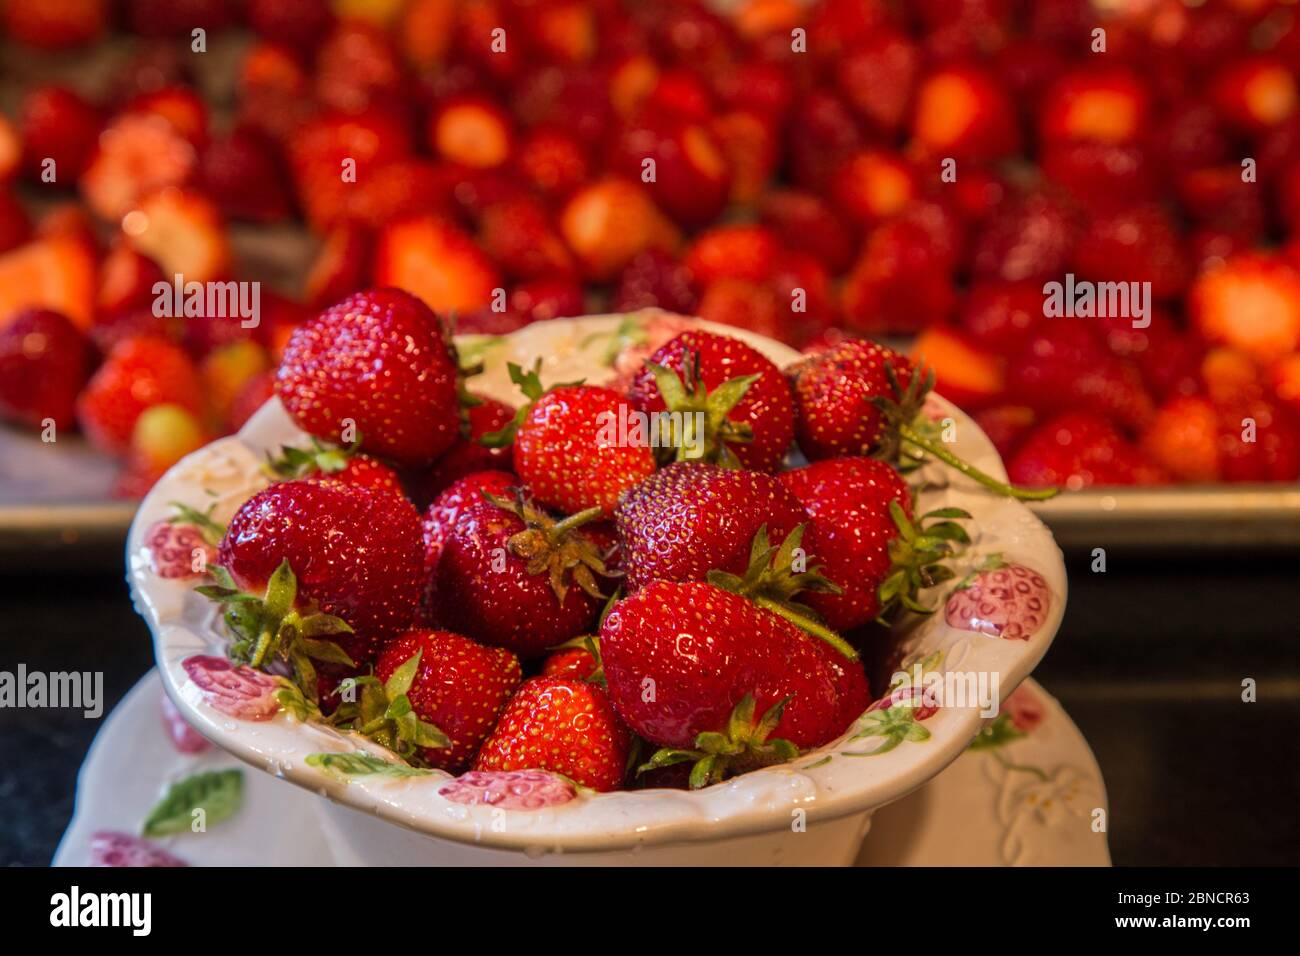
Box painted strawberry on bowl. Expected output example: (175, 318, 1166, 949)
(129, 296, 1067, 866)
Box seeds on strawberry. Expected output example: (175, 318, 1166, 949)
(615, 461, 807, 593)
(627, 329, 795, 472)
(214, 478, 424, 669)
(473, 676, 631, 792)
(276, 287, 461, 468)
(367, 630, 522, 771)
(434, 493, 613, 657)
(489, 362, 656, 516)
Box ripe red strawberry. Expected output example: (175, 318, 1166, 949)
(276, 288, 461, 468)
(0, 309, 93, 430)
(495, 365, 656, 516)
(1072, 205, 1190, 301)
(957, 281, 1043, 352)
(910, 65, 1020, 163)
(1, 0, 107, 49)
(264, 439, 402, 494)
(419, 469, 517, 619)
(778, 458, 912, 631)
(627, 329, 795, 472)
(434, 494, 613, 657)
(473, 676, 631, 792)
(682, 223, 779, 285)
(840, 216, 957, 333)
(759, 189, 857, 274)
(77, 335, 202, 454)
(198, 128, 293, 223)
(601, 581, 844, 769)
(371, 630, 522, 771)
(1006, 322, 1155, 431)
(214, 478, 424, 667)
(477, 195, 575, 281)
(615, 461, 806, 593)
(1010, 411, 1168, 489)
(1190, 254, 1300, 362)
(788, 338, 913, 461)
(789, 337, 1056, 500)
(18, 86, 102, 181)
(1217, 399, 1300, 483)
(971, 190, 1078, 284)
(540, 644, 601, 682)
(610, 249, 700, 315)
(418, 394, 517, 498)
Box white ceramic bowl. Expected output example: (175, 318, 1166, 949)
(130, 313, 1067, 866)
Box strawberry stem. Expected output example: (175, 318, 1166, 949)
(898, 424, 1058, 501)
(752, 596, 859, 661)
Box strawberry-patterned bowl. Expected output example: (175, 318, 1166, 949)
(129, 311, 1067, 866)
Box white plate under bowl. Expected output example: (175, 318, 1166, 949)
(54, 672, 1107, 867)
(127, 312, 1068, 865)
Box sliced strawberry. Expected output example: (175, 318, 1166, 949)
(373, 215, 502, 315)
(0, 234, 97, 330)
(80, 112, 197, 221)
(123, 187, 232, 284)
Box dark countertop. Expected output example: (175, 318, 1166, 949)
(2, 550, 1297, 867)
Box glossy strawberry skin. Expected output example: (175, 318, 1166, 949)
(434, 500, 602, 658)
(217, 479, 424, 664)
(327, 455, 403, 493)
(0, 309, 93, 430)
(473, 676, 631, 792)
(375, 629, 522, 772)
(615, 461, 807, 593)
(418, 394, 516, 498)
(513, 384, 656, 516)
(1011, 411, 1167, 489)
(779, 458, 912, 632)
(276, 287, 460, 468)
(627, 329, 795, 472)
(600, 581, 842, 750)
(419, 469, 517, 622)
(788, 338, 914, 461)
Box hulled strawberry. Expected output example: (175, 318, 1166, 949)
(434, 493, 614, 657)
(778, 458, 913, 631)
(276, 288, 461, 468)
(210, 479, 424, 674)
(364, 630, 522, 771)
(473, 676, 631, 792)
(488, 363, 656, 516)
(615, 461, 806, 592)
(627, 329, 795, 471)
(263, 438, 402, 494)
(601, 580, 846, 784)
(788, 338, 1055, 500)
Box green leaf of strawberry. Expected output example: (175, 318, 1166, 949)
(638, 694, 800, 789)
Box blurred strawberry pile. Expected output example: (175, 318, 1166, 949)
(2, 0, 1300, 494)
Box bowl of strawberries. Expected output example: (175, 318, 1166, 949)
(131, 289, 1065, 866)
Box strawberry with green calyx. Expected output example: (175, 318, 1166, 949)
(643, 352, 760, 468)
(262, 437, 402, 493)
(341, 649, 452, 763)
(481, 490, 614, 605)
(435, 492, 616, 656)
(638, 694, 799, 790)
(876, 502, 973, 621)
(478, 360, 582, 449)
(790, 339, 1056, 500)
(628, 330, 796, 473)
(705, 523, 858, 662)
(196, 560, 356, 701)
(481, 361, 655, 516)
(873, 364, 1057, 501)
